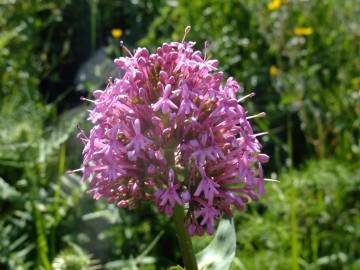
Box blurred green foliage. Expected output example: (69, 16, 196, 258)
(0, 0, 359, 269)
(232, 159, 360, 270)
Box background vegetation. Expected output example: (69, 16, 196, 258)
(0, 0, 359, 269)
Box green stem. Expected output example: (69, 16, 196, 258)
(163, 143, 197, 269)
(173, 204, 198, 270)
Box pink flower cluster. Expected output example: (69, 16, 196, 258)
(79, 40, 269, 235)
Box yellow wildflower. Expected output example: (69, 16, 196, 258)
(293, 27, 314, 36)
(268, 0, 282, 11)
(269, 65, 279, 77)
(111, 28, 123, 39)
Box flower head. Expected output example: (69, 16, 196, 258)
(294, 27, 314, 36)
(111, 28, 123, 39)
(79, 35, 269, 235)
(267, 0, 282, 11)
(269, 65, 279, 77)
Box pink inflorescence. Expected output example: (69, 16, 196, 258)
(79, 37, 269, 236)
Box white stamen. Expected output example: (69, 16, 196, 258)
(238, 92, 255, 102)
(182, 26, 191, 43)
(264, 178, 279, 182)
(76, 124, 88, 140)
(80, 96, 94, 103)
(66, 168, 84, 174)
(204, 40, 209, 59)
(247, 112, 266, 120)
(120, 40, 133, 57)
(252, 131, 269, 137)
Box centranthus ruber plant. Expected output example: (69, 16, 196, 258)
(78, 27, 269, 269)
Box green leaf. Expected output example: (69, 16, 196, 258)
(0, 28, 18, 49)
(169, 266, 185, 270)
(196, 218, 236, 270)
(0, 177, 19, 200)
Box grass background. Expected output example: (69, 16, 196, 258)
(0, 0, 359, 269)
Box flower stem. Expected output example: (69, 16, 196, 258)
(173, 204, 198, 270)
